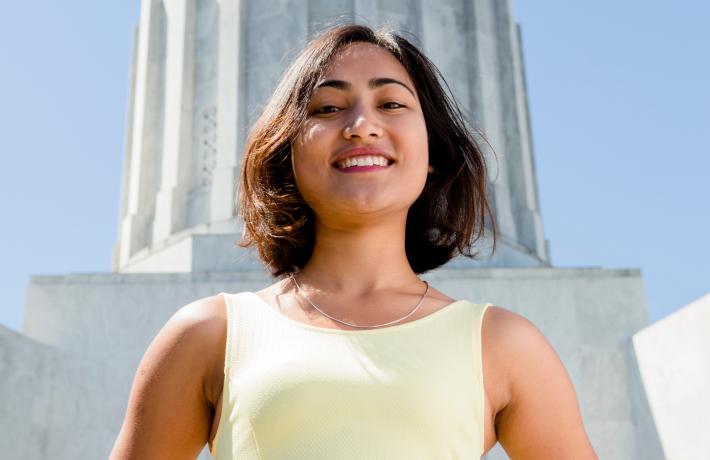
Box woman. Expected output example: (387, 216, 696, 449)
(111, 24, 598, 459)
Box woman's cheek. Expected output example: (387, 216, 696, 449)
(292, 158, 327, 211)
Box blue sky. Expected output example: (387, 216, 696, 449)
(1, 1, 707, 333)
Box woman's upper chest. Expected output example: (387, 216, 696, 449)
(206, 292, 507, 455)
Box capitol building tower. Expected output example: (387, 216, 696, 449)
(113, 0, 549, 275)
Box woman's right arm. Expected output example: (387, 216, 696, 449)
(109, 295, 226, 460)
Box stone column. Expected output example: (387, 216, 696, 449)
(112, 26, 140, 272)
(352, 0, 375, 25)
(419, 0, 472, 115)
(243, 0, 308, 129)
(379, 0, 421, 39)
(309, 0, 354, 36)
(209, 0, 242, 230)
(493, 0, 547, 261)
(118, 0, 167, 267)
(511, 20, 547, 261)
(152, 0, 196, 244)
(470, 0, 519, 246)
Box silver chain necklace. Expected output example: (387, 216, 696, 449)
(289, 274, 429, 329)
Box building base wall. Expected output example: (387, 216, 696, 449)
(633, 293, 710, 460)
(1, 266, 663, 459)
(118, 233, 550, 274)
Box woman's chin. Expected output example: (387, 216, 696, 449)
(304, 186, 421, 222)
(317, 198, 413, 223)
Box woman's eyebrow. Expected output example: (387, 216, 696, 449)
(315, 77, 415, 97)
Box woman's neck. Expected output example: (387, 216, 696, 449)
(298, 218, 420, 294)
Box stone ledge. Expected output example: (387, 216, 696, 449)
(28, 265, 642, 285)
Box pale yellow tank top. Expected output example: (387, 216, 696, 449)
(210, 291, 491, 460)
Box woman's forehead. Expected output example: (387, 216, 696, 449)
(321, 42, 412, 85)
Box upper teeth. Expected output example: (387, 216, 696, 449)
(336, 155, 390, 168)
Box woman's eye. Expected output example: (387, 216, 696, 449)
(382, 101, 406, 109)
(313, 105, 341, 114)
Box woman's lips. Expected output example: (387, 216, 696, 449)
(333, 153, 394, 170)
(334, 164, 391, 173)
(331, 147, 395, 167)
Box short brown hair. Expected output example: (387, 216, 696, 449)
(237, 24, 496, 276)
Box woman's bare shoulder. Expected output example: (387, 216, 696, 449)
(176, 294, 230, 403)
(482, 305, 540, 344)
(481, 305, 552, 396)
(481, 305, 597, 459)
(480, 306, 534, 410)
(174, 293, 228, 326)
(109, 293, 230, 459)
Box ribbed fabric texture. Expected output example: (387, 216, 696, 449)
(211, 291, 491, 460)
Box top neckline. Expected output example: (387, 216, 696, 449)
(246, 292, 471, 335)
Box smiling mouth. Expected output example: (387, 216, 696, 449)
(333, 155, 395, 170)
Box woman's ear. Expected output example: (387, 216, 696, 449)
(428, 165, 435, 174)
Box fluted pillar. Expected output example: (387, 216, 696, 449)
(208, 0, 242, 229)
(352, 0, 375, 24)
(470, 0, 519, 247)
(118, 0, 167, 267)
(112, 26, 140, 271)
(492, 0, 547, 260)
(243, 0, 308, 131)
(510, 18, 547, 260)
(152, 0, 196, 243)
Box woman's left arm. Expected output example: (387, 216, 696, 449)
(487, 307, 598, 460)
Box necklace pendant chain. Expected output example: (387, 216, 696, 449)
(289, 275, 429, 329)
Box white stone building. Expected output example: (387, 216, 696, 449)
(4, 0, 700, 458)
(633, 293, 710, 459)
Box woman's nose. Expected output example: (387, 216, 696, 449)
(342, 106, 383, 140)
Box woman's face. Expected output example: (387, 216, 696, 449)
(291, 41, 429, 226)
